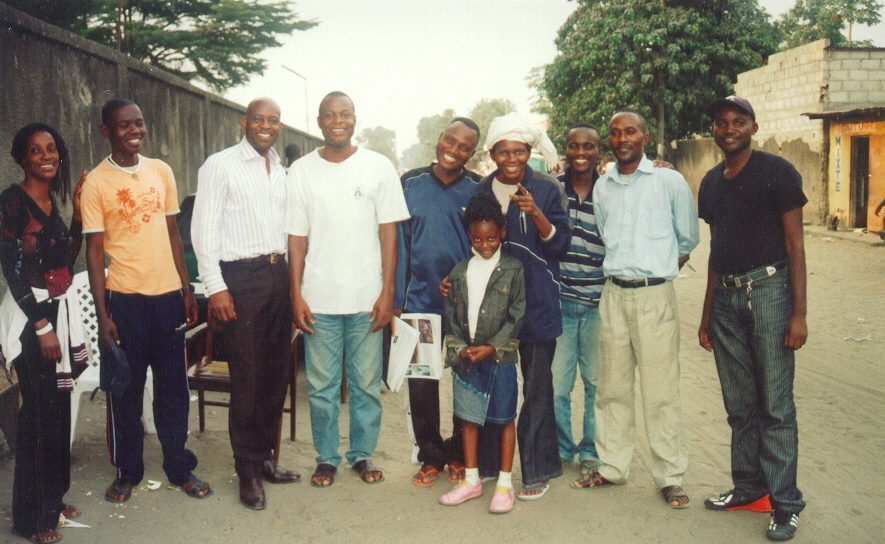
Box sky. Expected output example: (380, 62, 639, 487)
(224, 0, 885, 155)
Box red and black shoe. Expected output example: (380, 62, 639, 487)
(704, 490, 772, 512)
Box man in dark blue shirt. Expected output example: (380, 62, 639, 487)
(395, 118, 481, 486)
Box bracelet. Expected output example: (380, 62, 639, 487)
(35, 322, 54, 336)
(182, 284, 195, 294)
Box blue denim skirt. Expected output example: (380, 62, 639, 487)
(452, 361, 517, 425)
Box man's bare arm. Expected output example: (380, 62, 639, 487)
(782, 207, 808, 350)
(166, 216, 198, 326)
(698, 227, 716, 352)
(370, 222, 398, 333)
(86, 232, 118, 347)
(288, 234, 314, 334)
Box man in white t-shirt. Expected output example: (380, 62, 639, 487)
(286, 91, 410, 488)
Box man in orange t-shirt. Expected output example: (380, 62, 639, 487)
(81, 98, 209, 504)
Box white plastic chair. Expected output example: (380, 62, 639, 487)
(69, 270, 156, 447)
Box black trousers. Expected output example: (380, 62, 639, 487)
(479, 340, 562, 484)
(13, 323, 70, 536)
(220, 258, 292, 477)
(408, 377, 463, 470)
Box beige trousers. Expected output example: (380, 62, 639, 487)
(595, 280, 688, 488)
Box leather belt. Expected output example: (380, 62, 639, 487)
(221, 253, 285, 267)
(609, 277, 666, 289)
(718, 260, 786, 288)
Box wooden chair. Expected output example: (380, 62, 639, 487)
(187, 325, 301, 463)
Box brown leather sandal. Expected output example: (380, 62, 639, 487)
(353, 459, 384, 484)
(60, 504, 80, 519)
(28, 529, 62, 544)
(662, 485, 690, 509)
(169, 474, 213, 499)
(105, 479, 134, 503)
(573, 468, 615, 489)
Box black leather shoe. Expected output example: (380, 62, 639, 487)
(263, 460, 301, 484)
(239, 477, 266, 510)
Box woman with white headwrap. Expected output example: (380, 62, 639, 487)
(472, 113, 571, 500)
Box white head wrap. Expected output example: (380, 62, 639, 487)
(485, 112, 559, 169)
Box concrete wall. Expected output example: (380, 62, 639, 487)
(827, 49, 885, 108)
(0, 4, 320, 202)
(0, 4, 321, 289)
(733, 39, 829, 224)
(672, 138, 722, 200)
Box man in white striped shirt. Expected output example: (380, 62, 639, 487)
(192, 97, 300, 511)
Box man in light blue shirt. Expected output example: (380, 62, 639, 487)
(581, 110, 699, 511)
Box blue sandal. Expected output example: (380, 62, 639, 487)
(517, 481, 549, 501)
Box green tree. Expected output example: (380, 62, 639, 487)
(467, 98, 515, 170)
(403, 108, 456, 170)
(3, 0, 100, 28)
(399, 143, 426, 172)
(777, 0, 882, 49)
(357, 126, 398, 170)
(401, 100, 514, 172)
(536, 0, 778, 157)
(4, 0, 317, 92)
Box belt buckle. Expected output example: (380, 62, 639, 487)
(268, 254, 279, 264)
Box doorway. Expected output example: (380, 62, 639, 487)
(850, 136, 869, 228)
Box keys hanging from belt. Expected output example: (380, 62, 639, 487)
(746, 279, 753, 310)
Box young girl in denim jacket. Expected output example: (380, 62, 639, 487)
(439, 192, 525, 514)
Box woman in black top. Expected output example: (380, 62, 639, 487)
(1, 123, 84, 544)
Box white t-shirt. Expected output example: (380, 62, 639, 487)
(491, 179, 518, 213)
(465, 247, 501, 340)
(285, 147, 410, 314)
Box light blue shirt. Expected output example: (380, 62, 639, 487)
(592, 155, 699, 280)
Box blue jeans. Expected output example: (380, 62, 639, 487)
(709, 268, 805, 514)
(304, 312, 382, 467)
(551, 299, 600, 463)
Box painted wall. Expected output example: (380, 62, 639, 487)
(828, 120, 885, 230)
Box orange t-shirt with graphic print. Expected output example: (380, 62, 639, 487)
(81, 157, 182, 295)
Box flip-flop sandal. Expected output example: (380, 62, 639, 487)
(61, 504, 81, 519)
(517, 481, 549, 501)
(310, 463, 337, 488)
(662, 485, 690, 509)
(28, 529, 62, 544)
(169, 474, 213, 499)
(447, 462, 465, 482)
(353, 459, 384, 484)
(412, 464, 441, 487)
(105, 479, 134, 503)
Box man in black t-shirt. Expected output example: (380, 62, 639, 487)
(697, 96, 807, 542)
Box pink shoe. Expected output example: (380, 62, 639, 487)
(439, 481, 483, 506)
(489, 485, 515, 514)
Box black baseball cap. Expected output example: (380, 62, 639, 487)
(707, 96, 755, 120)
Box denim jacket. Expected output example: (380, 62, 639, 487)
(444, 253, 525, 370)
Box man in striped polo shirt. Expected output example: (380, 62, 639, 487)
(192, 97, 300, 510)
(551, 124, 607, 487)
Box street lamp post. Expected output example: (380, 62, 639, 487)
(281, 65, 309, 134)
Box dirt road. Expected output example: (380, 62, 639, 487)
(2, 226, 883, 543)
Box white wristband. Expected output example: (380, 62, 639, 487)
(35, 322, 54, 336)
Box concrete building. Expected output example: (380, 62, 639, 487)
(676, 39, 885, 231)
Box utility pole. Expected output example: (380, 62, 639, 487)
(282, 65, 310, 134)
